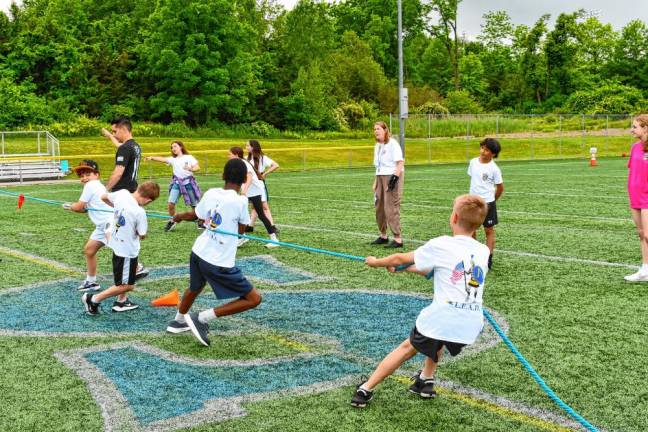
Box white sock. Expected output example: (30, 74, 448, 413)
(359, 383, 372, 392)
(641, 264, 648, 272)
(198, 308, 217, 323)
(420, 373, 434, 381)
(175, 312, 185, 323)
(86, 275, 97, 283)
(90, 295, 99, 304)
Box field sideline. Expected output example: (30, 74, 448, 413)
(0, 157, 645, 431)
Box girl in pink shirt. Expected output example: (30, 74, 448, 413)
(625, 114, 648, 281)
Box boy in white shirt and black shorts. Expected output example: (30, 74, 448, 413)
(468, 138, 504, 269)
(63, 160, 113, 292)
(351, 194, 490, 408)
(164, 158, 263, 346)
(81, 182, 160, 315)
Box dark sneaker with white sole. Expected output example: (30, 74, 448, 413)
(350, 384, 374, 408)
(185, 312, 210, 346)
(164, 220, 177, 232)
(166, 319, 190, 333)
(409, 371, 436, 398)
(111, 299, 139, 312)
(82, 293, 100, 316)
(77, 280, 101, 292)
(135, 265, 149, 281)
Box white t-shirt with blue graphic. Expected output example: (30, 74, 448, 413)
(106, 190, 148, 258)
(413, 235, 490, 344)
(192, 188, 250, 268)
(468, 158, 503, 203)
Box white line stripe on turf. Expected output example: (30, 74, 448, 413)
(272, 195, 632, 224)
(277, 223, 638, 269)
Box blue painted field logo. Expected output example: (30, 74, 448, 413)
(0, 255, 513, 432)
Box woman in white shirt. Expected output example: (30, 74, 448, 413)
(372, 121, 404, 248)
(145, 140, 202, 231)
(245, 139, 279, 233)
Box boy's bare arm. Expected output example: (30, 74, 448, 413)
(495, 183, 504, 200)
(68, 201, 88, 213)
(365, 251, 416, 269)
(100, 193, 114, 207)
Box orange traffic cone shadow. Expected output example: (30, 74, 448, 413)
(151, 289, 180, 307)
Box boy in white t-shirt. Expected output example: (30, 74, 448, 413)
(62, 160, 113, 292)
(81, 182, 160, 315)
(468, 138, 504, 269)
(351, 194, 489, 408)
(164, 158, 263, 346)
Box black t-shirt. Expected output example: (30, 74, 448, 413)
(112, 139, 141, 192)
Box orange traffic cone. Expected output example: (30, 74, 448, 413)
(151, 289, 180, 307)
(590, 155, 597, 167)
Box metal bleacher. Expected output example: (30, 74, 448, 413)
(0, 131, 66, 183)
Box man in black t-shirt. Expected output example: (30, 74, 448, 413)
(102, 116, 141, 193)
(101, 116, 148, 281)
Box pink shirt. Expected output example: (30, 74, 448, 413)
(628, 142, 648, 208)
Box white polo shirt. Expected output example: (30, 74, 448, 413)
(374, 137, 404, 176)
(413, 235, 490, 344)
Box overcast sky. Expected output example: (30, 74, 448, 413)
(1, 0, 646, 38)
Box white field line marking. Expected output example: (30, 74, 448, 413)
(272, 195, 632, 224)
(0, 245, 84, 275)
(277, 223, 638, 270)
(269, 181, 628, 201)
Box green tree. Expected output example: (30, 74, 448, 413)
(423, 0, 461, 90)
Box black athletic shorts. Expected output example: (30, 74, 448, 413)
(189, 252, 253, 299)
(112, 253, 138, 286)
(409, 326, 466, 362)
(483, 201, 498, 228)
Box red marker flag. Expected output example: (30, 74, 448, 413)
(17, 194, 25, 210)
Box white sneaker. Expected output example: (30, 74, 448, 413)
(624, 270, 648, 282)
(265, 234, 280, 249)
(237, 238, 249, 247)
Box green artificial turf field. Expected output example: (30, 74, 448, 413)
(0, 156, 644, 431)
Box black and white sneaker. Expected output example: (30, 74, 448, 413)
(164, 220, 177, 232)
(409, 371, 436, 398)
(82, 293, 100, 316)
(77, 280, 101, 292)
(196, 220, 205, 230)
(350, 384, 374, 408)
(185, 312, 210, 346)
(111, 299, 139, 312)
(166, 319, 190, 333)
(135, 264, 149, 281)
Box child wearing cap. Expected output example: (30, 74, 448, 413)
(63, 160, 114, 292)
(467, 138, 504, 269)
(81, 182, 160, 315)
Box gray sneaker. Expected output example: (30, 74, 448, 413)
(77, 280, 101, 292)
(166, 319, 190, 334)
(185, 312, 210, 346)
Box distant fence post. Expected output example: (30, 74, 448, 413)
(605, 115, 609, 154)
(496, 115, 500, 137)
(530, 115, 534, 160)
(427, 113, 432, 164)
(581, 114, 585, 157)
(302, 149, 306, 171)
(389, 113, 392, 132)
(465, 115, 471, 162)
(348, 149, 353, 168)
(559, 115, 563, 157)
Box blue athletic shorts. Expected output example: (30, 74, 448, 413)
(189, 252, 253, 299)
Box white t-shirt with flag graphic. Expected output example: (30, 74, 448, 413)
(105, 190, 148, 258)
(468, 158, 503, 203)
(192, 188, 250, 268)
(413, 235, 490, 344)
